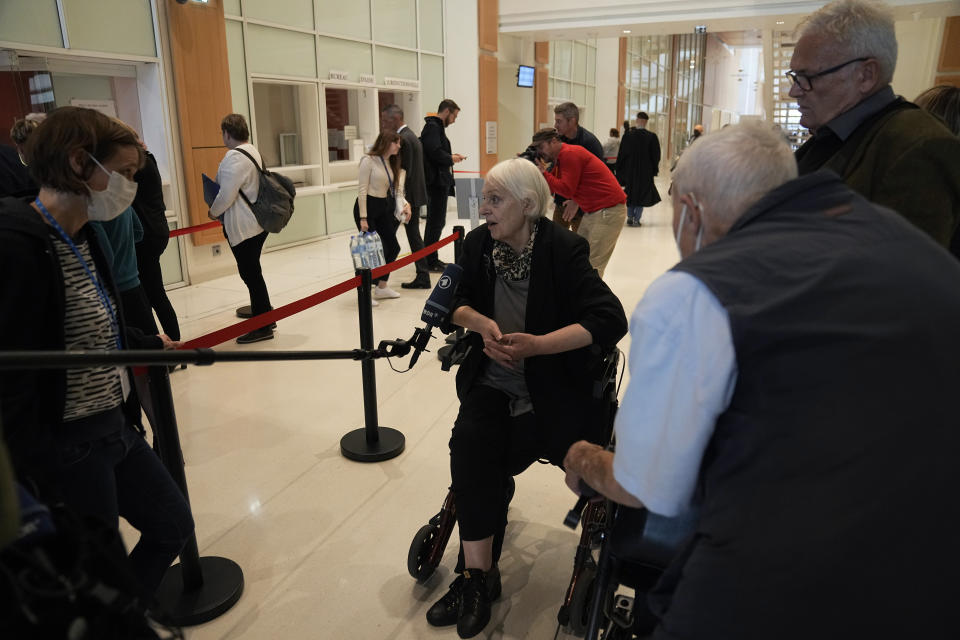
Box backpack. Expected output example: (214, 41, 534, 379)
(233, 147, 296, 233)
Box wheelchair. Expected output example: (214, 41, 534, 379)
(558, 492, 698, 639)
(406, 340, 623, 585)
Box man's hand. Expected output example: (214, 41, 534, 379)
(359, 218, 369, 232)
(565, 468, 585, 495)
(452, 153, 466, 163)
(562, 199, 580, 222)
(401, 202, 412, 223)
(563, 440, 644, 508)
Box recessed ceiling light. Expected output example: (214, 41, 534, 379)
(776, 20, 785, 25)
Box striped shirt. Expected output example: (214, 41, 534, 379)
(51, 233, 124, 421)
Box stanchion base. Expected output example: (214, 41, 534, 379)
(154, 556, 244, 627)
(340, 427, 405, 462)
(236, 305, 253, 318)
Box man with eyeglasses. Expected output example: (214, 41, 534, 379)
(789, 0, 960, 249)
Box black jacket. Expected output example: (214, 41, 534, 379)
(398, 126, 428, 209)
(420, 115, 455, 194)
(560, 126, 605, 163)
(446, 218, 627, 463)
(0, 197, 161, 486)
(132, 151, 170, 243)
(616, 128, 661, 207)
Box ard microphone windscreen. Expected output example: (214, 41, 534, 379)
(421, 263, 463, 326)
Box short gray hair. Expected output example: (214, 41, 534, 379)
(672, 122, 797, 226)
(485, 158, 553, 221)
(554, 102, 579, 122)
(381, 104, 403, 119)
(797, 0, 897, 84)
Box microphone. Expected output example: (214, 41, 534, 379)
(409, 263, 463, 368)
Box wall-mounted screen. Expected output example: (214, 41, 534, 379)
(517, 65, 534, 88)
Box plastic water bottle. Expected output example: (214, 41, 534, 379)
(361, 232, 377, 268)
(350, 235, 363, 269)
(369, 231, 386, 267)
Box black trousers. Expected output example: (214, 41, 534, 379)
(450, 384, 551, 570)
(135, 235, 180, 340)
(229, 230, 271, 315)
(404, 203, 428, 277)
(353, 195, 401, 284)
(424, 186, 450, 267)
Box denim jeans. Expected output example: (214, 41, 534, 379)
(628, 205, 644, 222)
(55, 418, 194, 596)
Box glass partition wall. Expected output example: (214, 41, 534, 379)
(226, 0, 445, 238)
(623, 33, 705, 168)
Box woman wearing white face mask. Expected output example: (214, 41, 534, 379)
(0, 107, 194, 598)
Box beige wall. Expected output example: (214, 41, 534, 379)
(892, 17, 946, 101)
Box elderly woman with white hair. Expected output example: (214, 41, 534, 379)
(426, 158, 627, 638)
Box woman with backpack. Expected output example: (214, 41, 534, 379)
(209, 113, 274, 344)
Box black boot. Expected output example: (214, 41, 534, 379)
(401, 275, 431, 289)
(457, 567, 501, 639)
(426, 574, 464, 627)
(236, 326, 275, 344)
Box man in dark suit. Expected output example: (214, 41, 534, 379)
(421, 99, 465, 272)
(616, 111, 661, 227)
(382, 104, 430, 288)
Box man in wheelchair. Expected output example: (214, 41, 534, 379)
(564, 122, 960, 639)
(429, 158, 627, 638)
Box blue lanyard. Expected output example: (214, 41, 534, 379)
(378, 156, 395, 197)
(34, 198, 122, 350)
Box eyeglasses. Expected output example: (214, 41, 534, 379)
(784, 57, 869, 91)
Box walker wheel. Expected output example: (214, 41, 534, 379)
(566, 560, 598, 636)
(407, 524, 440, 583)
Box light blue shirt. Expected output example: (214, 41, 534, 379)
(612, 270, 738, 517)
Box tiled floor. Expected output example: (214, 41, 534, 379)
(129, 182, 679, 639)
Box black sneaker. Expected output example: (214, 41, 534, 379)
(401, 276, 431, 289)
(236, 327, 275, 344)
(457, 568, 501, 639)
(428, 260, 447, 273)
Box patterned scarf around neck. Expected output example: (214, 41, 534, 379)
(492, 221, 538, 282)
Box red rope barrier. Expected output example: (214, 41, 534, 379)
(180, 230, 460, 349)
(169, 220, 222, 238)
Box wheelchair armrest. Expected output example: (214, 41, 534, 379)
(440, 330, 474, 371)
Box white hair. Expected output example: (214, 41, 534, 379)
(797, 0, 897, 84)
(484, 158, 553, 221)
(672, 122, 798, 225)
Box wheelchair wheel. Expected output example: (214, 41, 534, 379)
(566, 560, 598, 636)
(407, 524, 440, 583)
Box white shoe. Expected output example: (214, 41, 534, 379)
(371, 297, 379, 307)
(373, 286, 400, 300)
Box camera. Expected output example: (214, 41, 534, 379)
(517, 145, 540, 165)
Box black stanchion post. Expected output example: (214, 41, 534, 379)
(340, 268, 406, 462)
(149, 366, 244, 626)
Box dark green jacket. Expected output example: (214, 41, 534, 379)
(816, 101, 960, 248)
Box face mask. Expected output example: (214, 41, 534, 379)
(86, 153, 138, 222)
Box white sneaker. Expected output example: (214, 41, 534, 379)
(371, 297, 380, 307)
(373, 286, 400, 300)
